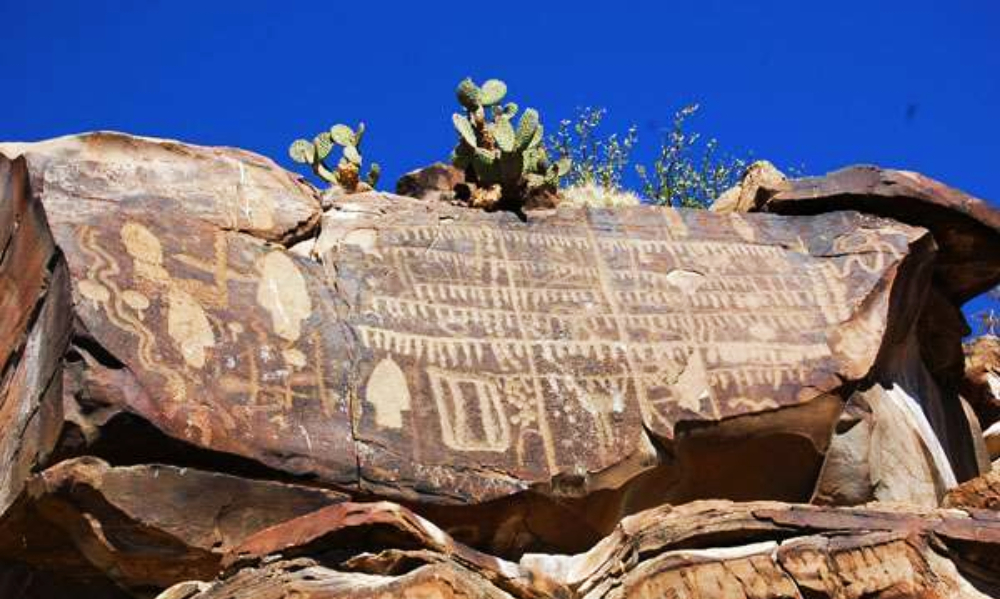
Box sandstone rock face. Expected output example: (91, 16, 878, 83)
(962, 335, 1000, 432)
(161, 500, 1000, 599)
(2, 133, 999, 596)
(0, 457, 346, 592)
(944, 463, 1000, 510)
(394, 162, 465, 204)
(757, 165, 1000, 303)
(813, 384, 957, 506)
(710, 159, 786, 214)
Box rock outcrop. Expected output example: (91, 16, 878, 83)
(160, 499, 1000, 599)
(2, 133, 999, 597)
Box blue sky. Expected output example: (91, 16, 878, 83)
(1, 1, 997, 324)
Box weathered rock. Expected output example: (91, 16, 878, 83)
(0, 155, 72, 521)
(710, 159, 786, 214)
(321, 192, 931, 510)
(162, 499, 1000, 598)
(944, 463, 1000, 511)
(812, 383, 957, 506)
(394, 162, 465, 204)
(0, 132, 322, 244)
(5, 133, 1000, 595)
(753, 166, 1000, 487)
(962, 335, 1000, 431)
(988, 421, 1000, 461)
(757, 165, 1000, 303)
(0, 134, 962, 558)
(0, 457, 346, 592)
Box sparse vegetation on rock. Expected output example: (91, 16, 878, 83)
(289, 122, 380, 194)
(636, 104, 748, 208)
(450, 77, 570, 212)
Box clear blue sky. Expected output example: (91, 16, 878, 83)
(2, 1, 997, 323)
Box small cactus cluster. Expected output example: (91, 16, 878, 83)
(451, 78, 569, 211)
(289, 123, 380, 193)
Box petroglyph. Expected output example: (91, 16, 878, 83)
(427, 367, 511, 452)
(167, 287, 215, 369)
(121, 221, 169, 283)
(365, 358, 411, 430)
(349, 208, 905, 471)
(256, 251, 312, 342)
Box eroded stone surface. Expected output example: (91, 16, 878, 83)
(327, 192, 929, 506)
(0, 132, 321, 243)
(3, 134, 998, 596)
(0, 135, 948, 556)
(758, 165, 1000, 303)
(161, 499, 1000, 599)
(0, 457, 347, 592)
(944, 463, 1000, 511)
(962, 335, 1000, 433)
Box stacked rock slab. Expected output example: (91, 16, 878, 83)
(160, 500, 1000, 598)
(1, 133, 999, 596)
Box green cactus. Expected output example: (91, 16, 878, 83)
(329, 124, 354, 147)
(450, 77, 570, 210)
(456, 78, 481, 110)
(516, 109, 539, 150)
(479, 79, 507, 106)
(288, 122, 380, 194)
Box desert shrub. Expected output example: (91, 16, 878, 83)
(551, 104, 748, 208)
(549, 107, 638, 193)
(973, 286, 1000, 336)
(635, 104, 747, 208)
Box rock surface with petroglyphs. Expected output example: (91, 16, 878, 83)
(2, 132, 1000, 597)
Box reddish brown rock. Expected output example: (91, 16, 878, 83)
(0, 155, 72, 521)
(5, 134, 1000, 595)
(962, 335, 1000, 431)
(0, 457, 346, 592)
(944, 464, 1000, 511)
(161, 499, 1000, 598)
(757, 165, 1000, 303)
(0, 132, 322, 244)
(0, 134, 960, 558)
(394, 162, 465, 204)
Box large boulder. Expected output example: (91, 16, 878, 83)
(2, 133, 998, 594)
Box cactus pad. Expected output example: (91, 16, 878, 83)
(479, 79, 507, 106)
(330, 124, 355, 146)
(289, 139, 315, 164)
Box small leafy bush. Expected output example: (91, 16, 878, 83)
(551, 104, 749, 208)
(550, 107, 638, 193)
(451, 77, 569, 211)
(636, 104, 747, 208)
(973, 286, 1000, 336)
(289, 123, 380, 193)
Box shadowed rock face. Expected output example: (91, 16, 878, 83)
(1, 133, 999, 596)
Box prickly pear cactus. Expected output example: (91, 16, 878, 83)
(287, 121, 378, 194)
(450, 77, 570, 211)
